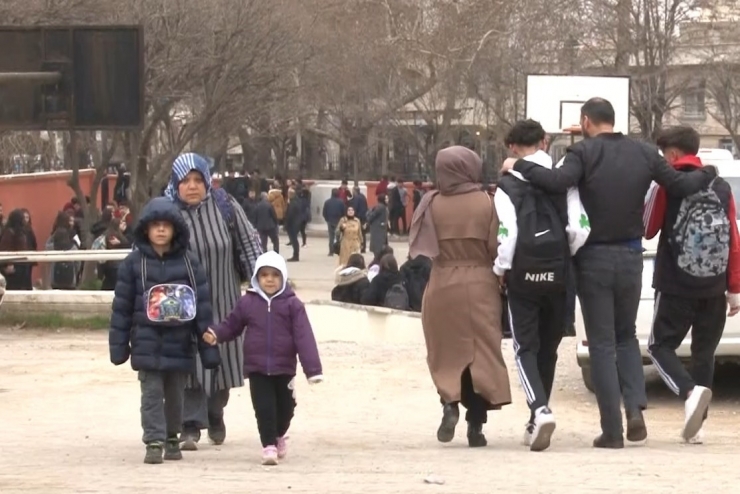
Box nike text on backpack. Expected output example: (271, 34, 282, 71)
(384, 282, 410, 310)
(509, 186, 568, 293)
(671, 179, 730, 278)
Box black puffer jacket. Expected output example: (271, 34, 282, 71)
(400, 255, 432, 312)
(331, 267, 370, 304)
(360, 269, 403, 307)
(109, 197, 221, 372)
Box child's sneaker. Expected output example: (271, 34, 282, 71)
(262, 445, 279, 465)
(164, 437, 182, 460)
(144, 442, 164, 464)
(276, 436, 288, 459)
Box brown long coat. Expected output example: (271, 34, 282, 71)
(421, 191, 511, 407)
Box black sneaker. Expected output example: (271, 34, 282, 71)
(625, 409, 647, 442)
(180, 424, 201, 451)
(593, 433, 624, 449)
(436, 403, 459, 443)
(144, 442, 164, 464)
(467, 423, 487, 448)
(208, 416, 226, 445)
(164, 437, 182, 460)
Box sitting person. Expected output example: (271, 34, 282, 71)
(400, 254, 432, 312)
(361, 253, 409, 310)
(331, 253, 370, 304)
(368, 245, 394, 282)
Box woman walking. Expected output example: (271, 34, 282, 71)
(409, 146, 511, 448)
(366, 194, 389, 258)
(335, 206, 363, 266)
(165, 153, 262, 450)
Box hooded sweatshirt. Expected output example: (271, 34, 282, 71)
(643, 154, 740, 300)
(494, 150, 590, 277)
(213, 251, 323, 378)
(331, 266, 370, 304)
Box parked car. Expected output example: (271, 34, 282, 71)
(576, 158, 740, 392)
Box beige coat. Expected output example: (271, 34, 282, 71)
(421, 191, 511, 408)
(336, 216, 363, 266)
(268, 189, 286, 220)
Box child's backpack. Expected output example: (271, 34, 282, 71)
(383, 281, 410, 311)
(508, 184, 569, 293)
(671, 179, 730, 278)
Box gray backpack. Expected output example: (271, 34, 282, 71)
(671, 180, 730, 278)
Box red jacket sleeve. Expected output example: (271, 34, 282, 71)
(726, 195, 740, 293)
(644, 184, 667, 240)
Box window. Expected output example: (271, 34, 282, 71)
(683, 82, 706, 120)
(719, 137, 737, 157)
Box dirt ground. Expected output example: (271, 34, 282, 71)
(0, 328, 738, 494)
(1, 238, 739, 493)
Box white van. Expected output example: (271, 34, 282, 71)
(576, 152, 740, 391)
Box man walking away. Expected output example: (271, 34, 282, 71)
(297, 181, 312, 247)
(349, 186, 368, 253)
(322, 188, 345, 256)
(284, 189, 303, 262)
(645, 126, 740, 443)
(413, 180, 424, 212)
(495, 119, 590, 452)
(255, 192, 280, 253)
(242, 189, 259, 226)
(396, 179, 409, 234)
(501, 98, 717, 449)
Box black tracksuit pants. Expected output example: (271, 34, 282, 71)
(249, 373, 297, 447)
(507, 289, 566, 422)
(648, 292, 726, 400)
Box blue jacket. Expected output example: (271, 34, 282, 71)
(322, 197, 345, 226)
(109, 197, 221, 372)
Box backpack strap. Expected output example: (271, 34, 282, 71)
(140, 254, 147, 294)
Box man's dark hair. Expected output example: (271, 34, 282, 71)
(341, 179, 348, 186)
(331, 188, 339, 198)
(656, 126, 701, 156)
(504, 119, 547, 147)
(580, 98, 615, 126)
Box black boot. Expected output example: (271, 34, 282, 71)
(207, 415, 226, 445)
(593, 433, 624, 449)
(625, 409, 647, 442)
(164, 437, 182, 460)
(144, 441, 164, 464)
(180, 422, 201, 451)
(467, 422, 487, 448)
(436, 403, 459, 443)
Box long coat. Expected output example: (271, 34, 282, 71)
(336, 216, 363, 266)
(366, 204, 388, 256)
(421, 191, 511, 408)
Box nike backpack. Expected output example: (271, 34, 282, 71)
(671, 179, 730, 278)
(508, 185, 569, 293)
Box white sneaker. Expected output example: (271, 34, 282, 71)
(682, 386, 712, 441)
(522, 422, 534, 447)
(530, 407, 556, 452)
(685, 427, 705, 445)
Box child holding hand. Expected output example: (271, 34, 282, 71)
(204, 251, 323, 465)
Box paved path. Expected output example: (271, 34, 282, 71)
(1, 233, 739, 493)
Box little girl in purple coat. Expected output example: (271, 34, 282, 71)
(204, 251, 323, 465)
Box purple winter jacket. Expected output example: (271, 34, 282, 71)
(214, 284, 322, 378)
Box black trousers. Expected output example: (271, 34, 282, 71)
(287, 228, 300, 260)
(575, 245, 647, 437)
(259, 228, 279, 254)
(648, 292, 726, 400)
(440, 367, 488, 424)
(299, 221, 308, 246)
(507, 290, 565, 421)
(249, 373, 296, 447)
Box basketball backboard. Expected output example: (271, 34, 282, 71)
(525, 75, 630, 134)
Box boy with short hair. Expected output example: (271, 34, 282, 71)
(644, 126, 740, 443)
(495, 119, 590, 452)
(109, 197, 221, 464)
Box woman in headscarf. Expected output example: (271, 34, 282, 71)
(164, 153, 262, 450)
(409, 145, 511, 448)
(335, 205, 363, 266)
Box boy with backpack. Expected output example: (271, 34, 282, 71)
(644, 126, 740, 443)
(494, 119, 590, 451)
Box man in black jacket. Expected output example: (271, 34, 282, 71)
(322, 188, 346, 256)
(501, 98, 717, 449)
(254, 192, 279, 253)
(284, 189, 303, 262)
